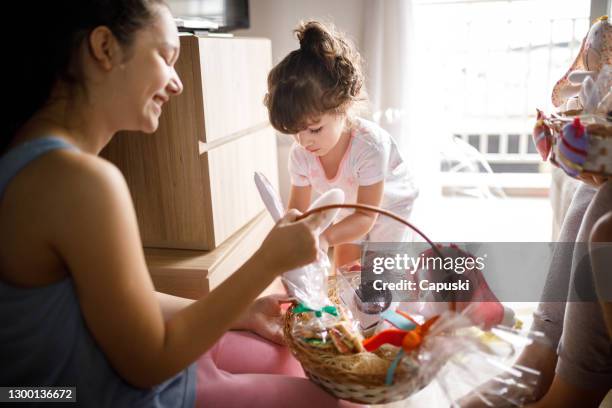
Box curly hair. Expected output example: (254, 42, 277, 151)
(264, 21, 366, 134)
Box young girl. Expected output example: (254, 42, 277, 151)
(0, 2, 360, 407)
(264, 21, 418, 270)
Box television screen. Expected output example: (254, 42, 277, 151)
(168, 0, 250, 32)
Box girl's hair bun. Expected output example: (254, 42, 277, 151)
(294, 20, 364, 99)
(296, 21, 336, 62)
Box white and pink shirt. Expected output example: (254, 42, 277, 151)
(289, 117, 418, 230)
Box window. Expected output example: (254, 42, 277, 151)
(412, 0, 592, 191)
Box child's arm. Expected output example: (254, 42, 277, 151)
(52, 154, 320, 388)
(321, 181, 384, 246)
(287, 184, 312, 213)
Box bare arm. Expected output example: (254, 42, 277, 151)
(155, 291, 194, 322)
(287, 184, 312, 213)
(51, 154, 319, 388)
(155, 290, 281, 332)
(322, 181, 384, 245)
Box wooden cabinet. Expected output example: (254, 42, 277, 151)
(146, 212, 274, 299)
(102, 34, 279, 250)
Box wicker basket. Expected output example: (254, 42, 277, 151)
(283, 276, 443, 404)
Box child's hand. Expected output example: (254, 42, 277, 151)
(232, 294, 293, 344)
(257, 209, 324, 275)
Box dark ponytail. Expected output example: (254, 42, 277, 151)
(3, 0, 166, 151)
(264, 21, 365, 134)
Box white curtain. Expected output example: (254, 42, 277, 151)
(361, 0, 415, 153)
(361, 0, 439, 203)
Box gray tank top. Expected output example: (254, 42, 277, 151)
(0, 137, 196, 407)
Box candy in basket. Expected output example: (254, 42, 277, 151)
(254, 173, 542, 405)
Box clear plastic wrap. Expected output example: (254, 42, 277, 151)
(290, 303, 365, 354)
(281, 256, 332, 311)
(421, 311, 543, 407)
(334, 263, 396, 336)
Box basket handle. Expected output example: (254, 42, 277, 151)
(298, 203, 458, 313)
(297, 203, 444, 258)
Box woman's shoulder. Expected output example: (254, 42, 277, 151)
(6, 142, 130, 226)
(0, 139, 132, 286)
(38, 147, 125, 198)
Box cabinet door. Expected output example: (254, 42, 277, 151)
(196, 36, 279, 248)
(197, 37, 272, 143)
(205, 126, 279, 245)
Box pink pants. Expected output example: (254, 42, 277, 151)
(195, 331, 363, 408)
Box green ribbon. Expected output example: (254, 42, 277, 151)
(293, 303, 338, 317)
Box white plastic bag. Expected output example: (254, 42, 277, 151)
(254, 172, 344, 309)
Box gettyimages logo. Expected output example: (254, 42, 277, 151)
(359, 241, 612, 302)
(362, 243, 487, 302)
(372, 246, 486, 275)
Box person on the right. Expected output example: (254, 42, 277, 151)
(459, 14, 612, 407)
(526, 176, 612, 408)
(458, 175, 612, 407)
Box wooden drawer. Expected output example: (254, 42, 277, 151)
(146, 211, 274, 299)
(102, 35, 278, 250)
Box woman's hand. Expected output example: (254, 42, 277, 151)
(257, 209, 324, 276)
(232, 294, 293, 345)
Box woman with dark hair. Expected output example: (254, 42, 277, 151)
(0, 2, 360, 406)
